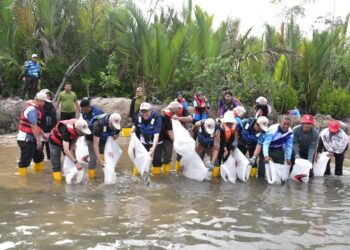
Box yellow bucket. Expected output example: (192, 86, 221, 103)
(122, 128, 132, 137)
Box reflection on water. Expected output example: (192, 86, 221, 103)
(0, 135, 350, 249)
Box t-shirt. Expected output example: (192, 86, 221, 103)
(58, 91, 77, 113)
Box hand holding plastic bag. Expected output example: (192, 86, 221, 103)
(128, 133, 152, 176)
(63, 156, 84, 184)
(266, 161, 289, 184)
(220, 155, 236, 184)
(289, 158, 312, 182)
(103, 137, 123, 185)
(172, 120, 208, 181)
(233, 148, 251, 182)
(313, 152, 329, 176)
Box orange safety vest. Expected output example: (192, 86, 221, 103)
(222, 122, 236, 142)
(50, 119, 79, 146)
(18, 101, 42, 134)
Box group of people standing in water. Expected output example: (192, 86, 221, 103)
(16, 83, 349, 181)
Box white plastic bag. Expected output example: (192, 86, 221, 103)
(172, 120, 208, 181)
(220, 155, 237, 184)
(313, 152, 329, 176)
(128, 133, 152, 176)
(76, 136, 89, 166)
(103, 137, 123, 185)
(63, 156, 84, 184)
(233, 149, 251, 182)
(266, 161, 289, 184)
(289, 158, 312, 182)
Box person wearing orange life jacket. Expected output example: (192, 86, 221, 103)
(17, 92, 50, 176)
(49, 118, 91, 181)
(193, 91, 210, 123)
(216, 112, 238, 176)
(162, 101, 192, 173)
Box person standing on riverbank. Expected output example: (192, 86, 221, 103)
(316, 120, 349, 176)
(193, 91, 210, 123)
(56, 81, 80, 120)
(49, 118, 91, 181)
(129, 87, 147, 123)
(21, 54, 41, 100)
(17, 92, 50, 176)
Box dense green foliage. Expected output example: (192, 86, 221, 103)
(0, 0, 349, 118)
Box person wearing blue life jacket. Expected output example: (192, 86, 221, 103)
(21, 54, 41, 100)
(263, 116, 294, 175)
(80, 98, 104, 177)
(190, 118, 221, 171)
(132, 102, 163, 176)
(236, 116, 269, 177)
(90, 113, 121, 178)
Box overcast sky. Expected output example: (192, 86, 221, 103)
(136, 0, 350, 37)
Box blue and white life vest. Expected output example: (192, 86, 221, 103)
(238, 118, 260, 148)
(268, 124, 293, 150)
(24, 60, 41, 78)
(82, 105, 104, 128)
(92, 114, 118, 141)
(136, 111, 161, 145)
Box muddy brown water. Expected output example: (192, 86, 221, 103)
(0, 134, 350, 250)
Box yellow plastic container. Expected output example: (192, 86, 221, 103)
(122, 128, 132, 137)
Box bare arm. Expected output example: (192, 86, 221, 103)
(93, 135, 104, 166)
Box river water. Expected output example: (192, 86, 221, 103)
(0, 134, 350, 250)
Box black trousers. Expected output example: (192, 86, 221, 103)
(21, 77, 39, 99)
(60, 112, 76, 121)
(17, 140, 44, 167)
(325, 151, 346, 176)
(143, 143, 163, 167)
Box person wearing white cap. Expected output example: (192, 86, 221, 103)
(49, 117, 91, 181)
(88, 113, 121, 178)
(236, 116, 269, 177)
(162, 101, 192, 173)
(215, 112, 238, 177)
(21, 53, 41, 100)
(16, 91, 50, 176)
(190, 118, 221, 170)
(131, 102, 163, 175)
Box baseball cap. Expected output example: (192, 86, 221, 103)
(166, 101, 181, 110)
(136, 87, 143, 92)
(257, 116, 269, 132)
(204, 118, 216, 135)
(328, 120, 340, 133)
(109, 113, 121, 130)
(221, 111, 236, 123)
(75, 119, 91, 135)
(35, 92, 51, 102)
(301, 114, 315, 125)
(256, 96, 267, 105)
(140, 102, 152, 111)
(32, 54, 38, 58)
(233, 106, 246, 117)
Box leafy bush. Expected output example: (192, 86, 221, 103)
(317, 86, 350, 119)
